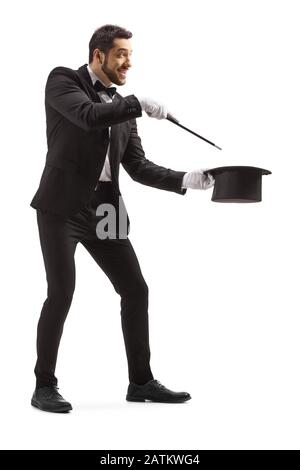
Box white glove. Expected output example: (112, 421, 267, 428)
(135, 95, 168, 120)
(182, 169, 215, 190)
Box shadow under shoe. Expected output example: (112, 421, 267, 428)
(126, 379, 191, 403)
(31, 385, 72, 413)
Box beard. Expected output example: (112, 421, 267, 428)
(102, 57, 125, 86)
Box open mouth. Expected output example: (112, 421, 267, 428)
(118, 68, 128, 78)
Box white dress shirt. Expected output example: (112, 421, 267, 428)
(86, 64, 116, 182)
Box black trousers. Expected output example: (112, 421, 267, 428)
(34, 181, 154, 388)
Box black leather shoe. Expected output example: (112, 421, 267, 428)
(31, 385, 72, 413)
(126, 379, 191, 403)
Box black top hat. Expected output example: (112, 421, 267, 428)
(203, 166, 272, 203)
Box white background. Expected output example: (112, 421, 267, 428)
(0, 0, 299, 450)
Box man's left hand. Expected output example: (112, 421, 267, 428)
(181, 169, 215, 190)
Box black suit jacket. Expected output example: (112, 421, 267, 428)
(30, 63, 187, 217)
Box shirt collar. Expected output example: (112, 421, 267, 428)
(87, 64, 117, 89)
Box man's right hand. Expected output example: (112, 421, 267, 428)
(135, 95, 169, 120)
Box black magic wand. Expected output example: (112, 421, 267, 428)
(166, 113, 222, 151)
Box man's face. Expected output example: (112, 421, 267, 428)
(92, 38, 133, 86)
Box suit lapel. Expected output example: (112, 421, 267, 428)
(77, 63, 101, 102)
(109, 118, 121, 185)
(77, 64, 121, 188)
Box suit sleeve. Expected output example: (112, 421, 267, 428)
(45, 67, 142, 132)
(121, 119, 187, 195)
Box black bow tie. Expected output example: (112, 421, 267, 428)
(93, 80, 117, 98)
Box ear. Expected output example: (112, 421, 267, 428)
(94, 48, 104, 64)
(98, 49, 105, 64)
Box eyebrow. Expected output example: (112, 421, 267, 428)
(116, 48, 133, 52)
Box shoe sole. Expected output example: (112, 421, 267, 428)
(126, 396, 191, 403)
(31, 398, 72, 413)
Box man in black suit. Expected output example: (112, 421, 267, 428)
(30, 24, 214, 412)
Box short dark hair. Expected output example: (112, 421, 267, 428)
(88, 24, 133, 63)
